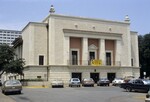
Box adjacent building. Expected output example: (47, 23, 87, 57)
(0, 29, 21, 46)
(13, 7, 140, 83)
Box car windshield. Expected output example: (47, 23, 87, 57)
(5, 80, 21, 85)
(143, 79, 150, 84)
(84, 78, 93, 81)
(72, 78, 79, 81)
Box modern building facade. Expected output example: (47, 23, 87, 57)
(0, 29, 21, 46)
(13, 8, 139, 83)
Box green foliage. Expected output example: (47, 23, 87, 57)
(139, 33, 150, 77)
(0, 44, 25, 76)
(19, 79, 43, 82)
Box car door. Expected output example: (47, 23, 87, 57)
(134, 80, 144, 91)
(133, 80, 140, 91)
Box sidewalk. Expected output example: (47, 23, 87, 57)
(0, 92, 16, 102)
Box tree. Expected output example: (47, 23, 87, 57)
(138, 33, 150, 78)
(0, 44, 25, 77)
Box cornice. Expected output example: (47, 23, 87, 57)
(43, 13, 130, 25)
(22, 22, 47, 32)
(63, 29, 123, 38)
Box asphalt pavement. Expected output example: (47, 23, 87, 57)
(9, 86, 146, 102)
(0, 92, 16, 102)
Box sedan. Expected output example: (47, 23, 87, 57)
(51, 79, 64, 88)
(0, 79, 2, 86)
(69, 78, 80, 87)
(120, 79, 150, 92)
(1, 80, 22, 94)
(82, 78, 95, 87)
(97, 78, 110, 86)
(112, 78, 124, 86)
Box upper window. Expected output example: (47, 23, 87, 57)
(71, 51, 78, 65)
(106, 52, 111, 65)
(39, 55, 44, 65)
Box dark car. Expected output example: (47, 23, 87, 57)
(97, 78, 110, 86)
(69, 78, 80, 87)
(82, 78, 95, 87)
(120, 79, 150, 92)
(0, 79, 2, 86)
(1, 80, 22, 94)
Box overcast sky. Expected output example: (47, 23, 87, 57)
(0, 0, 149, 35)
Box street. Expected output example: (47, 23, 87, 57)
(8, 86, 146, 102)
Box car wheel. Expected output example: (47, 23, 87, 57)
(146, 94, 150, 98)
(18, 91, 21, 94)
(3, 91, 6, 95)
(126, 87, 132, 92)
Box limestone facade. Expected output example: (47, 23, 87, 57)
(14, 14, 140, 83)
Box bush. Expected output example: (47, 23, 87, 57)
(19, 78, 43, 82)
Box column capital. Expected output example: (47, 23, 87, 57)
(100, 38, 105, 40)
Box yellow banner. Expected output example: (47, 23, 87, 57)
(91, 60, 102, 66)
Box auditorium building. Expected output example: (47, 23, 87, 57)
(13, 6, 139, 83)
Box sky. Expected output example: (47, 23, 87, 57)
(0, 0, 149, 35)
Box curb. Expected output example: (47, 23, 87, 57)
(23, 86, 49, 88)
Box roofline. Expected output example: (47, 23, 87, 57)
(43, 13, 130, 25)
(131, 31, 138, 33)
(22, 22, 47, 32)
(0, 29, 21, 32)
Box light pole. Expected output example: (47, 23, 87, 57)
(143, 72, 146, 79)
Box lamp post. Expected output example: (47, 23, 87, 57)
(143, 72, 146, 79)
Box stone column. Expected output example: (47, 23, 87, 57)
(64, 36, 70, 65)
(99, 38, 105, 65)
(115, 40, 121, 66)
(82, 37, 88, 65)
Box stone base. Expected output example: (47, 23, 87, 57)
(23, 65, 140, 84)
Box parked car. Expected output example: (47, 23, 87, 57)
(82, 78, 95, 87)
(51, 79, 64, 88)
(145, 90, 150, 102)
(0, 79, 2, 86)
(69, 78, 80, 87)
(120, 79, 150, 92)
(1, 80, 22, 94)
(97, 78, 110, 86)
(112, 78, 124, 86)
(124, 76, 135, 83)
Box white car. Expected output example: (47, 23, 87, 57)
(112, 78, 124, 86)
(69, 78, 80, 87)
(51, 79, 64, 88)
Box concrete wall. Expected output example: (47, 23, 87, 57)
(130, 31, 139, 67)
(22, 23, 47, 66)
(23, 65, 140, 84)
(47, 14, 132, 67)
